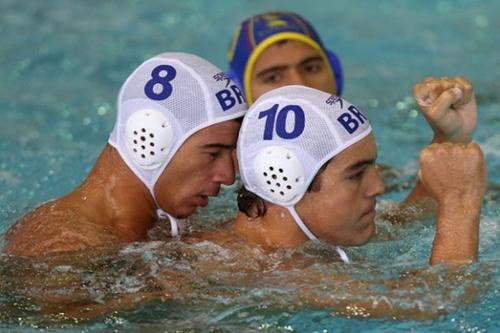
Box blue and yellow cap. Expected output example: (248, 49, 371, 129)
(227, 11, 344, 104)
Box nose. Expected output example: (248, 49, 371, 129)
(213, 153, 236, 185)
(285, 68, 306, 86)
(231, 149, 239, 175)
(365, 165, 385, 197)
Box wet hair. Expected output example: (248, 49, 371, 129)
(237, 187, 266, 218)
(237, 159, 331, 218)
(275, 39, 289, 47)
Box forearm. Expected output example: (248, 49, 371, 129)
(430, 200, 480, 265)
(296, 265, 486, 320)
(44, 291, 166, 320)
(299, 287, 447, 320)
(403, 131, 472, 206)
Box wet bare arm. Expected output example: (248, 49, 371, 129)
(295, 265, 487, 320)
(403, 76, 477, 206)
(418, 143, 487, 264)
(382, 77, 478, 225)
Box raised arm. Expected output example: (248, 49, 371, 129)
(418, 142, 487, 264)
(404, 76, 477, 204)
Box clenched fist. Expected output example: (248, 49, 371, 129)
(419, 142, 487, 208)
(413, 77, 476, 144)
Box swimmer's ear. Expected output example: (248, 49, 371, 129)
(308, 160, 330, 192)
(325, 49, 343, 96)
(309, 175, 322, 192)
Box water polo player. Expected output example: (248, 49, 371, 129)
(3, 52, 247, 256)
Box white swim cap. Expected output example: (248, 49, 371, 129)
(237, 85, 371, 263)
(109, 52, 247, 233)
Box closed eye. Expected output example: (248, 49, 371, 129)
(346, 160, 377, 181)
(206, 150, 221, 159)
(348, 168, 366, 180)
(202, 143, 235, 160)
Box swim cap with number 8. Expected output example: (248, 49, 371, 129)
(109, 52, 247, 198)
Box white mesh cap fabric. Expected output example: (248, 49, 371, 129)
(109, 52, 247, 214)
(238, 85, 371, 206)
(110, 52, 247, 192)
(237, 85, 371, 263)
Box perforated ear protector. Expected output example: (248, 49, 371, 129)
(225, 67, 242, 93)
(254, 146, 306, 204)
(125, 108, 174, 170)
(326, 49, 344, 96)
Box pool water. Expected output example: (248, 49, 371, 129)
(0, 0, 499, 332)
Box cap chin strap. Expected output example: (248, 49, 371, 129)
(156, 208, 179, 237)
(287, 206, 349, 264)
(151, 194, 179, 237)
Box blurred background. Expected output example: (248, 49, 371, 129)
(0, 1, 498, 332)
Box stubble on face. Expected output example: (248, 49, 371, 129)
(296, 135, 380, 246)
(250, 40, 336, 101)
(154, 120, 240, 218)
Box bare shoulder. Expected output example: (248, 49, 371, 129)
(3, 201, 121, 257)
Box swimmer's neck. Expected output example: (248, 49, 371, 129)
(233, 205, 308, 249)
(67, 144, 157, 241)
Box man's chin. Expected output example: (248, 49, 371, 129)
(170, 206, 197, 220)
(362, 223, 376, 244)
(350, 223, 376, 246)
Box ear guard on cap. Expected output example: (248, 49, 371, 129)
(125, 108, 174, 170)
(326, 49, 343, 96)
(225, 67, 243, 93)
(119, 98, 181, 172)
(253, 146, 307, 205)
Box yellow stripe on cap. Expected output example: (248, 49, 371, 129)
(243, 32, 334, 105)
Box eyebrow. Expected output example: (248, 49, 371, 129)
(255, 56, 324, 79)
(255, 65, 287, 79)
(202, 143, 236, 150)
(344, 158, 377, 173)
(298, 55, 323, 67)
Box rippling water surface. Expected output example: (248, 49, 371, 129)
(0, 1, 498, 332)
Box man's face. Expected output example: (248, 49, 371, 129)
(249, 39, 336, 102)
(296, 134, 385, 246)
(154, 120, 240, 218)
